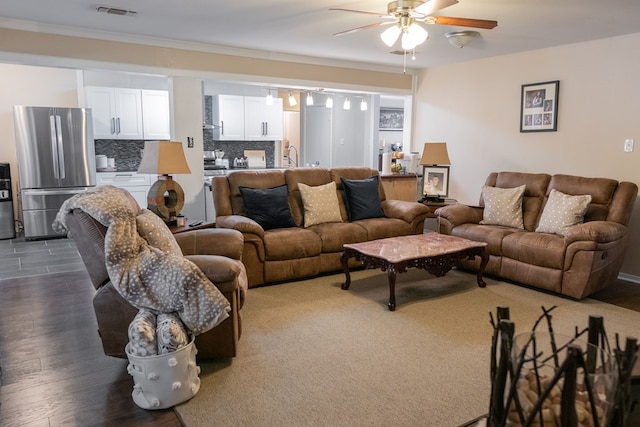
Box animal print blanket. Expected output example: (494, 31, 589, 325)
(53, 185, 230, 335)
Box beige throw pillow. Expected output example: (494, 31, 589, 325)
(535, 189, 592, 235)
(480, 184, 526, 229)
(298, 181, 343, 227)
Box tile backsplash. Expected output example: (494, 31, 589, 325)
(94, 140, 144, 171)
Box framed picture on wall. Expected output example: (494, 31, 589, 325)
(379, 108, 404, 130)
(520, 80, 559, 132)
(422, 166, 449, 200)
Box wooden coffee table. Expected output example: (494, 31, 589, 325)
(341, 233, 489, 311)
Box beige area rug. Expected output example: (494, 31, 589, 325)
(175, 269, 640, 427)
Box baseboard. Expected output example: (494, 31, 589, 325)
(618, 273, 640, 284)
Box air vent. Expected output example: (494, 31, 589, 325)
(96, 6, 137, 16)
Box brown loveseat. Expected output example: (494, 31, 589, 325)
(64, 191, 248, 359)
(435, 172, 638, 299)
(212, 167, 430, 287)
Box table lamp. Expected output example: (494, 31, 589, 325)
(419, 142, 451, 203)
(138, 140, 192, 225)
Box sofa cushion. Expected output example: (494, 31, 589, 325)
(451, 223, 522, 256)
(263, 228, 322, 260)
(308, 221, 368, 253)
(480, 185, 526, 229)
(501, 231, 567, 270)
(535, 189, 592, 235)
(341, 176, 385, 221)
(298, 181, 343, 227)
(239, 184, 296, 230)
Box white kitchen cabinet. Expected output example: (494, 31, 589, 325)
(96, 172, 152, 208)
(86, 86, 144, 140)
(141, 89, 171, 140)
(244, 96, 283, 140)
(212, 95, 245, 140)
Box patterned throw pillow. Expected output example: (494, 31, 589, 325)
(127, 310, 158, 357)
(157, 313, 190, 354)
(480, 185, 526, 229)
(298, 181, 343, 227)
(535, 189, 592, 235)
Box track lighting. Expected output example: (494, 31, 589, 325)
(326, 95, 333, 109)
(288, 91, 297, 107)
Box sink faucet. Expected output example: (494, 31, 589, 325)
(286, 144, 298, 168)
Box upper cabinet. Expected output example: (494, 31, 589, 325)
(213, 95, 245, 140)
(141, 89, 171, 140)
(212, 94, 283, 141)
(244, 96, 284, 141)
(86, 86, 170, 140)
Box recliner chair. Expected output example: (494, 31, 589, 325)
(64, 191, 248, 360)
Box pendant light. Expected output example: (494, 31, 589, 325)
(265, 89, 274, 105)
(360, 98, 368, 111)
(306, 92, 314, 106)
(343, 97, 351, 110)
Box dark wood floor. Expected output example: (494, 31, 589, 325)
(1, 268, 639, 426)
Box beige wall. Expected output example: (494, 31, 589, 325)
(413, 32, 640, 278)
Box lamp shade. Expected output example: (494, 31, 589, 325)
(138, 141, 192, 175)
(419, 142, 451, 165)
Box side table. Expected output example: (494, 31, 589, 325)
(168, 220, 216, 234)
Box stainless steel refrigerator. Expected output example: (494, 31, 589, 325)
(13, 106, 96, 239)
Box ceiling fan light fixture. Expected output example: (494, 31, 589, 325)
(402, 23, 428, 50)
(380, 25, 402, 47)
(288, 91, 297, 107)
(446, 30, 479, 48)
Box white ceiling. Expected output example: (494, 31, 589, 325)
(1, 0, 640, 71)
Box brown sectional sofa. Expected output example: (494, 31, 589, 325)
(212, 167, 430, 287)
(435, 172, 638, 299)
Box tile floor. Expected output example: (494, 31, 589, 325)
(0, 237, 85, 281)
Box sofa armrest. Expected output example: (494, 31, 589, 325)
(216, 215, 265, 238)
(174, 228, 244, 259)
(564, 221, 628, 244)
(381, 199, 430, 223)
(435, 204, 484, 227)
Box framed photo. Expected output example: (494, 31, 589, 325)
(520, 80, 559, 132)
(379, 108, 404, 130)
(422, 166, 449, 198)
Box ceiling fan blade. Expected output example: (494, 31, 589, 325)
(429, 16, 498, 29)
(414, 0, 459, 16)
(333, 21, 396, 37)
(329, 8, 390, 18)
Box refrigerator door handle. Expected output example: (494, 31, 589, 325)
(55, 115, 65, 180)
(49, 115, 61, 180)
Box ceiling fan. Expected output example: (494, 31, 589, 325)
(330, 0, 497, 51)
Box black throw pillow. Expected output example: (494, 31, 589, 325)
(340, 176, 385, 221)
(239, 184, 296, 230)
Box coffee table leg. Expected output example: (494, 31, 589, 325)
(341, 251, 351, 290)
(387, 268, 397, 311)
(477, 248, 489, 288)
